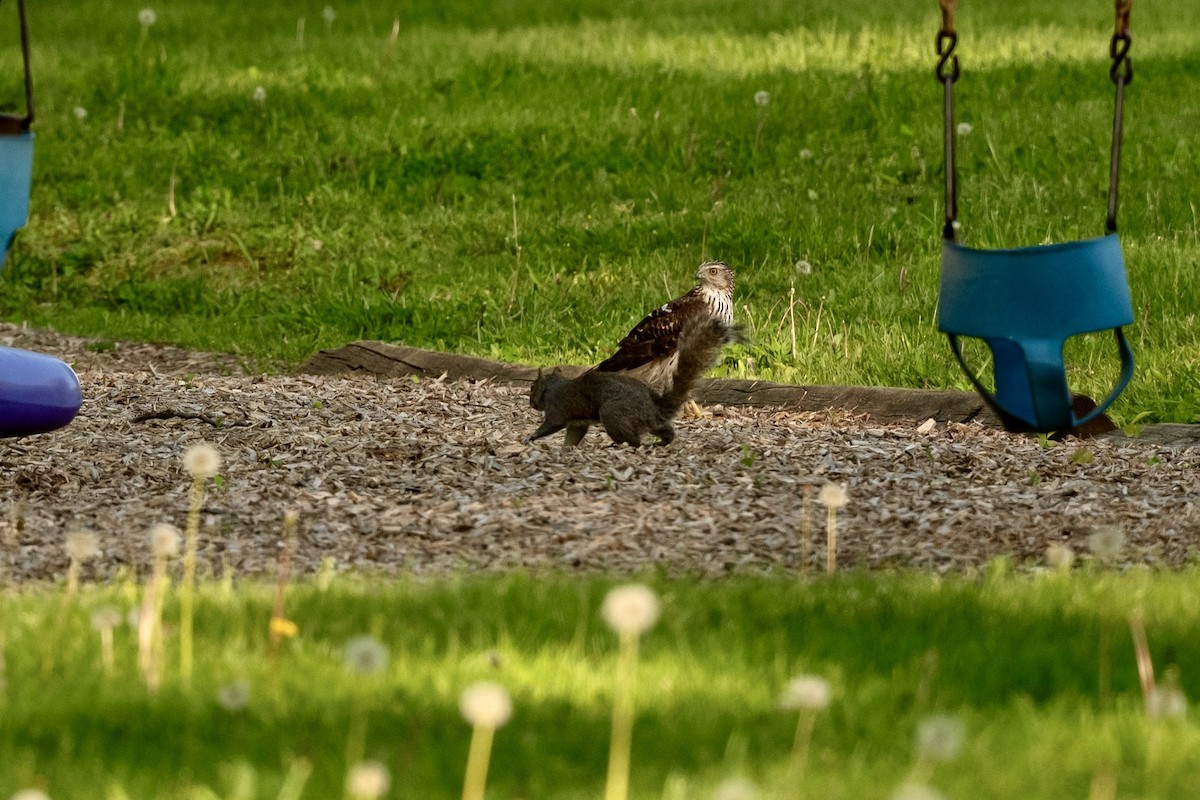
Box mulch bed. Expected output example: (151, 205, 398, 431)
(2, 323, 1197, 583)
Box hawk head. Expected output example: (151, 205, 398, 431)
(696, 261, 734, 294)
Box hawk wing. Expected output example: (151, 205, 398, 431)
(595, 286, 709, 373)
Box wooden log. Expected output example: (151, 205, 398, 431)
(299, 340, 999, 425)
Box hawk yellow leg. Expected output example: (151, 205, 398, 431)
(681, 399, 707, 419)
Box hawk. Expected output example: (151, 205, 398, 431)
(594, 260, 735, 407)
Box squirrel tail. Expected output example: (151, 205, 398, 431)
(657, 317, 742, 417)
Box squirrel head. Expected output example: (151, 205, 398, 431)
(528, 367, 563, 410)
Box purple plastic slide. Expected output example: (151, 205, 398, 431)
(0, 345, 82, 437)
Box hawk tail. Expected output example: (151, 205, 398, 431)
(656, 318, 742, 418)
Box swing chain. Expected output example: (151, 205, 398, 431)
(1109, 31, 1133, 85)
(1106, 0, 1132, 232)
(936, 30, 960, 84)
(935, 0, 960, 239)
(0, 0, 34, 133)
(935, 0, 959, 84)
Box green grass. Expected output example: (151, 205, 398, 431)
(0, 1, 1198, 421)
(4, 569, 1200, 799)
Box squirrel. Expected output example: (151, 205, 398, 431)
(525, 317, 741, 447)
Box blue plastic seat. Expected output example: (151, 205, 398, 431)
(0, 346, 82, 436)
(0, 130, 83, 437)
(0, 131, 31, 255)
(937, 234, 1135, 432)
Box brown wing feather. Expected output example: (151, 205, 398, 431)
(595, 287, 708, 373)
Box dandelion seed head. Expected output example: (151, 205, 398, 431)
(10, 790, 52, 800)
(601, 583, 661, 636)
(778, 674, 833, 711)
(956, 122, 973, 136)
(345, 760, 390, 799)
(799, 148, 814, 160)
(253, 86, 267, 104)
(915, 714, 965, 762)
(754, 90, 770, 107)
(713, 776, 759, 800)
(818, 483, 849, 509)
(343, 634, 389, 675)
(1087, 525, 1125, 562)
(90, 605, 122, 631)
(322, 6, 337, 23)
(72, 106, 88, 120)
(66, 529, 101, 562)
(1045, 543, 1075, 570)
(149, 523, 181, 559)
(890, 783, 948, 800)
(1146, 684, 1188, 719)
(795, 259, 813, 275)
(217, 679, 252, 712)
(459, 680, 513, 728)
(138, 8, 157, 27)
(183, 442, 221, 478)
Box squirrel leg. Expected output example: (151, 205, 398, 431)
(562, 422, 590, 447)
(599, 413, 644, 447)
(652, 422, 675, 446)
(526, 418, 566, 442)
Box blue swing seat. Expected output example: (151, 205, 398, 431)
(0, 131, 83, 438)
(0, 131, 32, 252)
(0, 345, 82, 436)
(937, 234, 1135, 432)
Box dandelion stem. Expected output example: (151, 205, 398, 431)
(138, 559, 167, 691)
(66, 558, 80, 599)
(799, 486, 812, 573)
(180, 474, 206, 684)
(270, 511, 299, 661)
(277, 757, 313, 800)
(511, 193, 521, 268)
(787, 709, 818, 794)
(788, 285, 798, 361)
(343, 707, 369, 798)
(825, 506, 838, 575)
(1089, 763, 1118, 800)
(100, 626, 114, 674)
(605, 631, 640, 800)
(461, 724, 497, 800)
(1098, 619, 1112, 708)
(905, 756, 935, 788)
(1128, 613, 1156, 703)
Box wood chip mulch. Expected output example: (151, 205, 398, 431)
(2, 323, 1197, 584)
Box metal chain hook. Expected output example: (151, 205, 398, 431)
(935, 0, 959, 83)
(1111, 0, 1133, 84)
(936, 30, 960, 83)
(1110, 32, 1132, 84)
